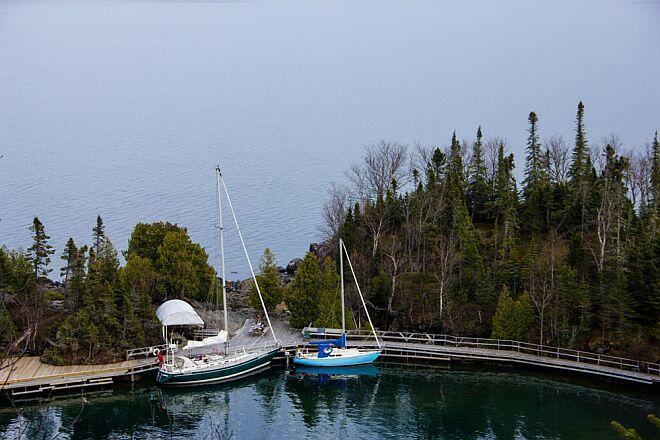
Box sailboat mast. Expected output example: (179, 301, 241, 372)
(340, 238, 345, 334)
(218, 170, 279, 346)
(216, 166, 229, 353)
(341, 239, 381, 348)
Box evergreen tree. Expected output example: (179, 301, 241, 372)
(315, 257, 352, 329)
(468, 126, 490, 222)
(127, 222, 214, 301)
(493, 143, 518, 259)
(60, 238, 77, 281)
(651, 131, 660, 235)
(27, 216, 54, 278)
(523, 111, 543, 192)
(569, 101, 589, 183)
(286, 253, 325, 328)
(250, 248, 284, 312)
(92, 215, 106, 255)
(491, 286, 534, 340)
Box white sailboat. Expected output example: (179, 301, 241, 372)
(157, 166, 280, 386)
(293, 238, 382, 367)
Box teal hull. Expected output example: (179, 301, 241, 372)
(293, 350, 381, 367)
(157, 348, 279, 386)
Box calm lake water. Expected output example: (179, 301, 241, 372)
(0, 366, 658, 439)
(1, 0, 659, 276)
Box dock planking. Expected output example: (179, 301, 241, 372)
(0, 356, 157, 396)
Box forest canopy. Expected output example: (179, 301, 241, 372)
(313, 102, 659, 360)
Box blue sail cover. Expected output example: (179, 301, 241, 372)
(309, 333, 346, 358)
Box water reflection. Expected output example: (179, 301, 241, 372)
(284, 364, 380, 428)
(0, 367, 657, 439)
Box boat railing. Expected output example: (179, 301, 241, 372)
(303, 327, 660, 378)
(227, 341, 280, 357)
(126, 344, 171, 361)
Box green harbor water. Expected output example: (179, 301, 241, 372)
(0, 366, 657, 439)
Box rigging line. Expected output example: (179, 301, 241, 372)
(341, 239, 381, 349)
(217, 167, 279, 345)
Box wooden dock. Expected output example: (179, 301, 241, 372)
(0, 356, 158, 398)
(301, 328, 660, 385)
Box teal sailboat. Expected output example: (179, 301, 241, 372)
(157, 166, 280, 386)
(293, 238, 381, 367)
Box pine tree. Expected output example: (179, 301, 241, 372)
(493, 144, 517, 256)
(523, 111, 543, 193)
(651, 131, 660, 235)
(68, 245, 87, 311)
(92, 215, 106, 255)
(569, 101, 589, 183)
(568, 101, 592, 239)
(27, 216, 54, 278)
(468, 126, 490, 222)
(491, 286, 534, 340)
(60, 238, 77, 281)
(448, 131, 466, 200)
(286, 253, 325, 328)
(315, 257, 345, 328)
(250, 248, 284, 312)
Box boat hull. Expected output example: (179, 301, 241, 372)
(293, 350, 381, 367)
(157, 348, 279, 386)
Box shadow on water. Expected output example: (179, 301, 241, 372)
(0, 365, 658, 439)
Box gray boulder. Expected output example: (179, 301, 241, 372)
(286, 258, 303, 274)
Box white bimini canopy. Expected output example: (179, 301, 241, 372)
(156, 299, 204, 327)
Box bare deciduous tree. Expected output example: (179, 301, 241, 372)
(348, 141, 410, 201)
(432, 235, 453, 320)
(627, 146, 652, 213)
(485, 137, 505, 181)
(545, 134, 570, 183)
(321, 183, 350, 241)
(382, 234, 404, 315)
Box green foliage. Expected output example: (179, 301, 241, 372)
(44, 290, 64, 301)
(156, 229, 215, 300)
(285, 254, 352, 329)
(250, 248, 284, 312)
(127, 222, 215, 301)
(43, 226, 161, 364)
(467, 126, 490, 223)
(286, 253, 324, 328)
(314, 257, 346, 329)
(317, 106, 659, 360)
(0, 301, 16, 348)
(27, 216, 54, 278)
(92, 215, 106, 255)
(491, 287, 534, 340)
(610, 421, 643, 440)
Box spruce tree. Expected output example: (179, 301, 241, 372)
(468, 126, 490, 222)
(92, 215, 106, 255)
(27, 216, 54, 278)
(523, 111, 542, 193)
(286, 253, 324, 328)
(651, 131, 660, 232)
(250, 248, 284, 312)
(569, 101, 588, 183)
(60, 238, 77, 281)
